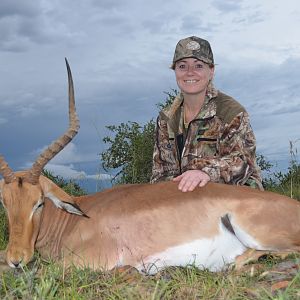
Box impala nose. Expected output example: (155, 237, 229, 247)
(11, 260, 21, 268)
(6, 246, 32, 269)
(7, 256, 23, 268)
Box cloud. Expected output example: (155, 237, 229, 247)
(90, 0, 125, 9)
(31, 142, 96, 165)
(0, 0, 39, 18)
(180, 16, 221, 34)
(214, 56, 300, 164)
(0, 1, 43, 51)
(215, 57, 300, 116)
(0, 117, 7, 125)
(0, 0, 82, 52)
(24, 141, 112, 183)
(233, 11, 265, 25)
(211, 0, 243, 12)
(44, 163, 112, 181)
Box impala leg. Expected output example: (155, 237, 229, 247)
(111, 265, 142, 283)
(235, 249, 263, 270)
(235, 248, 296, 270)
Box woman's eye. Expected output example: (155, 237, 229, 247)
(178, 64, 186, 69)
(195, 64, 203, 69)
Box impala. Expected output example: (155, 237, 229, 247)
(0, 60, 299, 274)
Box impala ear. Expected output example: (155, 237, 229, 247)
(46, 193, 89, 218)
(39, 175, 89, 218)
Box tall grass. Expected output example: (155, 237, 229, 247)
(0, 204, 8, 251)
(263, 139, 300, 199)
(1, 259, 299, 299)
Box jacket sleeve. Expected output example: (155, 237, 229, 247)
(150, 116, 180, 183)
(184, 112, 263, 189)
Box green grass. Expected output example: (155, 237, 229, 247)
(0, 257, 299, 299)
(0, 204, 8, 251)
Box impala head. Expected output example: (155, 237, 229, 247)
(0, 59, 86, 268)
(0, 172, 44, 267)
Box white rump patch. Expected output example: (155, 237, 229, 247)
(136, 221, 248, 274)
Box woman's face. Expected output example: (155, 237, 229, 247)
(174, 58, 214, 96)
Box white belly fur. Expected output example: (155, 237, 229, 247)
(135, 222, 248, 274)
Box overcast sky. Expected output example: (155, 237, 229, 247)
(0, 0, 299, 192)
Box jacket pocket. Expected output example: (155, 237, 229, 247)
(192, 136, 219, 158)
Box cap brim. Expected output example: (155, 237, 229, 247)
(171, 55, 214, 69)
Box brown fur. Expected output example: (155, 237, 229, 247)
(1, 173, 300, 270)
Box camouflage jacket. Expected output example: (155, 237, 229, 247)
(150, 88, 263, 190)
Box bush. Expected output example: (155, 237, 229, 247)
(42, 170, 87, 196)
(263, 163, 300, 199)
(101, 121, 156, 184)
(261, 140, 300, 199)
(100, 90, 179, 185)
(0, 204, 8, 250)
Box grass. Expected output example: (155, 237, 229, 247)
(0, 205, 8, 251)
(0, 257, 299, 299)
(262, 140, 300, 200)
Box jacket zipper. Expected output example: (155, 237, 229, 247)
(176, 116, 215, 173)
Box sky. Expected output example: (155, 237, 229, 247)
(0, 0, 300, 192)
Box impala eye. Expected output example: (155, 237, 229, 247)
(30, 200, 45, 219)
(37, 202, 44, 209)
(33, 201, 44, 212)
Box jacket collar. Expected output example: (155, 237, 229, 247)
(160, 84, 219, 133)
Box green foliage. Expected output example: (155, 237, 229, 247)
(261, 140, 300, 199)
(263, 163, 300, 199)
(42, 170, 87, 196)
(0, 204, 8, 250)
(256, 154, 273, 172)
(101, 90, 178, 185)
(101, 120, 156, 184)
(156, 89, 179, 110)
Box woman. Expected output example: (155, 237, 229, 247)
(151, 36, 263, 192)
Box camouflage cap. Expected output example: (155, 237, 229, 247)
(171, 36, 214, 69)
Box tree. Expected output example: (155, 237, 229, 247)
(101, 120, 156, 184)
(42, 170, 87, 196)
(257, 139, 300, 199)
(156, 89, 179, 110)
(101, 90, 179, 185)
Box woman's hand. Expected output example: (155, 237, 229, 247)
(173, 170, 210, 192)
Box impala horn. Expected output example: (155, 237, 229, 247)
(26, 58, 80, 184)
(0, 156, 16, 184)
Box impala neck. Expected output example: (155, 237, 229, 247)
(35, 199, 76, 259)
